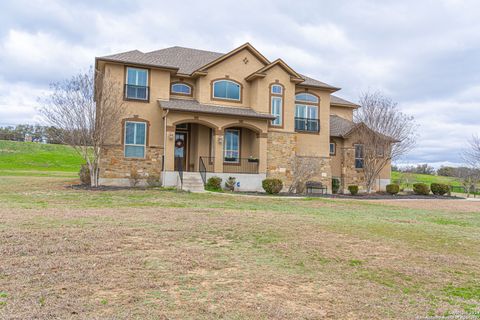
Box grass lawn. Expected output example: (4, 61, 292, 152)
(0, 140, 83, 173)
(0, 174, 479, 319)
(391, 171, 462, 187)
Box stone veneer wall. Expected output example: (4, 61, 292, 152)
(267, 132, 332, 193)
(266, 132, 297, 189)
(340, 146, 366, 193)
(99, 145, 164, 180)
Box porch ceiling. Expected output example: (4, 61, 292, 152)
(158, 99, 275, 120)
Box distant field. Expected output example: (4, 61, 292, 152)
(0, 140, 83, 175)
(391, 171, 462, 187)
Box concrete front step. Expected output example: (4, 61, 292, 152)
(181, 172, 205, 192)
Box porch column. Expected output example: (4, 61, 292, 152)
(164, 125, 176, 171)
(214, 129, 224, 173)
(258, 133, 268, 174)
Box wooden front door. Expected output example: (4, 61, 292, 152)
(174, 132, 187, 171)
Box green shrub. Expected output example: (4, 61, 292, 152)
(79, 164, 91, 185)
(262, 178, 283, 194)
(386, 184, 400, 195)
(332, 178, 340, 194)
(431, 183, 449, 196)
(224, 177, 236, 191)
(205, 176, 222, 191)
(413, 183, 430, 195)
(348, 185, 359, 196)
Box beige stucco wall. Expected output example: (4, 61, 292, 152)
(196, 48, 265, 108)
(99, 62, 171, 147)
(331, 106, 354, 121)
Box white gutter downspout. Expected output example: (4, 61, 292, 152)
(162, 109, 169, 186)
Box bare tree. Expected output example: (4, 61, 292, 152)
(463, 134, 480, 169)
(459, 134, 480, 197)
(40, 67, 125, 187)
(288, 156, 320, 193)
(355, 91, 417, 193)
(456, 167, 480, 197)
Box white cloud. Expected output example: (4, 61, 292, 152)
(0, 0, 479, 165)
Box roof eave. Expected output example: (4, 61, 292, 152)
(297, 83, 341, 92)
(95, 57, 179, 73)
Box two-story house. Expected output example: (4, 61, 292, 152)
(95, 43, 391, 192)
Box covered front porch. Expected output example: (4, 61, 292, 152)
(159, 99, 273, 191)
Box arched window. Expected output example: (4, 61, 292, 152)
(295, 92, 319, 103)
(295, 92, 320, 132)
(171, 82, 192, 95)
(212, 80, 241, 101)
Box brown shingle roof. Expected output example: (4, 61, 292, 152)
(330, 115, 356, 137)
(98, 47, 224, 74)
(298, 74, 339, 90)
(331, 95, 359, 108)
(158, 99, 275, 120)
(98, 45, 338, 89)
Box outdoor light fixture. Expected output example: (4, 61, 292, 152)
(169, 132, 174, 140)
(218, 136, 223, 144)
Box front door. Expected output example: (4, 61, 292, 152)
(174, 132, 187, 171)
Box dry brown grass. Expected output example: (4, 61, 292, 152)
(0, 176, 479, 319)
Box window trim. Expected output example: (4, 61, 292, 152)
(295, 92, 319, 104)
(211, 78, 242, 103)
(223, 128, 241, 164)
(354, 143, 364, 169)
(271, 84, 283, 94)
(269, 82, 284, 128)
(170, 82, 193, 96)
(294, 91, 320, 134)
(124, 66, 150, 102)
(330, 142, 336, 156)
(123, 120, 148, 159)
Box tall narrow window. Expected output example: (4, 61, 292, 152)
(125, 67, 148, 100)
(270, 84, 283, 126)
(124, 121, 146, 158)
(295, 93, 319, 132)
(355, 144, 364, 169)
(213, 80, 241, 101)
(224, 129, 240, 163)
(330, 143, 336, 155)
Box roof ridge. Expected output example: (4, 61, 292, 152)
(147, 46, 224, 55)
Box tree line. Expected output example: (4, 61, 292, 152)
(0, 124, 63, 144)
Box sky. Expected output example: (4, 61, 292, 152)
(0, 0, 479, 167)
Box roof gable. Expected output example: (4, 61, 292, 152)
(245, 58, 304, 82)
(195, 43, 270, 72)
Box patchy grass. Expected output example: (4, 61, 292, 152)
(0, 175, 479, 319)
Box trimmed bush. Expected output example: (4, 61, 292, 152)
(332, 178, 340, 194)
(348, 185, 359, 196)
(224, 177, 236, 191)
(431, 183, 449, 196)
(262, 178, 283, 194)
(79, 164, 90, 185)
(413, 183, 430, 195)
(386, 184, 400, 195)
(205, 176, 222, 191)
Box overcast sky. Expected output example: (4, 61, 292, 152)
(0, 0, 479, 166)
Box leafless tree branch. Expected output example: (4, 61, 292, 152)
(39, 67, 125, 187)
(355, 90, 417, 192)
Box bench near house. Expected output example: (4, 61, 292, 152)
(95, 43, 391, 192)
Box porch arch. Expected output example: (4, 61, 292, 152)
(221, 122, 264, 134)
(172, 118, 219, 130)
